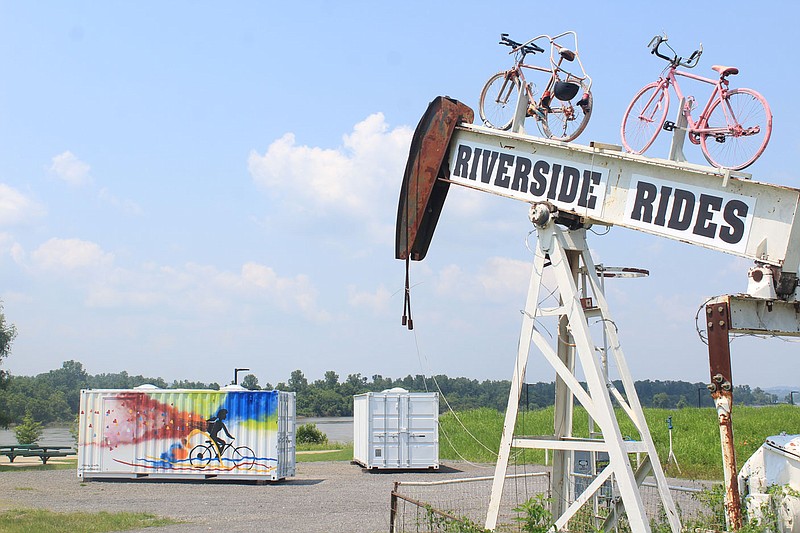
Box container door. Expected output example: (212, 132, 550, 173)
(406, 394, 439, 468)
(372, 394, 398, 468)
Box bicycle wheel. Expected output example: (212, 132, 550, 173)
(189, 444, 212, 468)
(478, 71, 520, 130)
(539, 89, 593, 142)
(700, 88, 772, 170)
(232, 445, 255, 470)
(621, 82, 669, 154)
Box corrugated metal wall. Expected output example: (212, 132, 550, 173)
(78, 388, 295, 481)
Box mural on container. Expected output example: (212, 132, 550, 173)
(81, 390, 280, 473)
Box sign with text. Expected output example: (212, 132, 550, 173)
(448, 138, 609, 218)
(624, 175, 755, 254)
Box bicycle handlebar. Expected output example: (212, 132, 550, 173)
(648, 34, 702, 69)
(499, 33, 545, 56)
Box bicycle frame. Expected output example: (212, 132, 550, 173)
(658, 66, 740, 142)
(511, 31, 592, 106)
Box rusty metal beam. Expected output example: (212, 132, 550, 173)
(395, 96, 473, 261)
(705, 300, 743, 531)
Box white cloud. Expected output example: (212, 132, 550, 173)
(248, 113, 412, 222)
(432, 256, 537, 304)
(17, 242, 334, 322)
(30, 238, 114, 272)
(49, 151, 91, 186)
(98, 187, 144, 216)
(347, 284, 391, 313)
(0, 184, 45, 225)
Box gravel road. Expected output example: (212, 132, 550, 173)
(0, 461, 498, 533)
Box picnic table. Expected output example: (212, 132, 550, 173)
(0, 444, 75, 464)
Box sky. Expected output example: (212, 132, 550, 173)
(1, 2, 799, 391)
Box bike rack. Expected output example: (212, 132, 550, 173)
(667, 97, 689, 164)
(666, 97, 751, 185)
(511, 87, 529, 134)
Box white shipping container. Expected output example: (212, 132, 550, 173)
(78, 385, 295, 481)
(353, 388, 439, 469)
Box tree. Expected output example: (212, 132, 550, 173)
(44, 360, 89, 413)
(0, 303, 17, 427)
(323, 371, 339, 390)
(288, 370, 308, 393)
(14, 412, 43, 444)
(652, 392, 671, 409)
(240, 374, 260, 390)
(0, 302, 17, 408)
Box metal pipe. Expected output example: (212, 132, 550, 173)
(705, 300, 742, 531)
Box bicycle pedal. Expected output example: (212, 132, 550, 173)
(663, 121, 676, 132)
(715, 135, 726, 143)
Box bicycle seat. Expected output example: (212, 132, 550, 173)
(711, 65, 738, 77)
(559, 49, 576, 62)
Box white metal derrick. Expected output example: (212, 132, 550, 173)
(483, 222, 680, 532)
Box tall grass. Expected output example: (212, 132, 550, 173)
(440, 405, 800, 480)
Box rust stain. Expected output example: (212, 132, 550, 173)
(705, 299, 743, 531)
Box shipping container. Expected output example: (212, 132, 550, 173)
(353, 388, 439, 469)
(78, 385, 295, 481)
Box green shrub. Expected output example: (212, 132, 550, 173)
(296, 423, 328, 445)
(14, 413, 43, 445)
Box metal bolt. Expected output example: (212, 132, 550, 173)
(706, 307, 712, 315)
(721, 382, 732, 391)
(719, 320, 726, 327)
(707, 383, 717, 392)
(713, 374, 724, 383)
(718, 306, 724, 313)
(708, 321, 713, 328)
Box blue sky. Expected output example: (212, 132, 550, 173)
(1, 2, 798, 390)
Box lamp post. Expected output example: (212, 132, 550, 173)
(233, 368, 250, 386)
(698, 387, 705, 408)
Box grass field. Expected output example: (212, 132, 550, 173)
(439, 405, 800, 480)
(296, 442, 353, 462)
(0, 509, 179, 532)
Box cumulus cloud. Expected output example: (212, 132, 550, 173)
(248, 113, 412, 221)
(347, 284, 391, 313)
(20, 242, 333, 322)
(433, 257, 537, 303)
(49, 151, 91, 186)
(30, 237, 115, 272)
(0, 184, 45, 225)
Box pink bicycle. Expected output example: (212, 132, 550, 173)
(621, 34, 771, 170)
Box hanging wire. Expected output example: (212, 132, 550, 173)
(401, 282, 499, 459)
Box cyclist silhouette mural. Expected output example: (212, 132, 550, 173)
(206, 408, 235, 458)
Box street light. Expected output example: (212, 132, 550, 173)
(233, 368, 250, 385)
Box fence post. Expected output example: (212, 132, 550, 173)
(389, 481, 399, 533)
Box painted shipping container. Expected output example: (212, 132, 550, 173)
(78, 385, 295, 481)
(353, 388, 439, 469)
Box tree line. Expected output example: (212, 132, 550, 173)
(0, 360, 785, 426)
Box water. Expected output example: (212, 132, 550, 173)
(0, 426, 75, 447)
(299, 417, 353, 444)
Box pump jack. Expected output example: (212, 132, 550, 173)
(396, 97, 800, 532)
